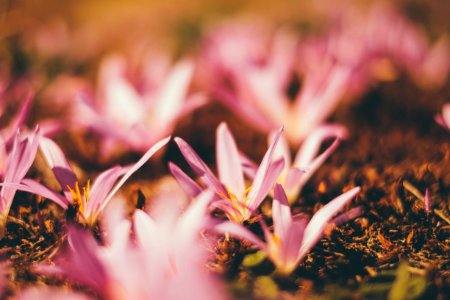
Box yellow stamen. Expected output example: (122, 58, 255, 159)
(216, 185, 254, 223)
(67, 180, 91, 214)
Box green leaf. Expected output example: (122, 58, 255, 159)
(253, 276, 279, 299)
(242, 251, 267, 268)
(388, 262, 410, 300)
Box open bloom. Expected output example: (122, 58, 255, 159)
(246, 124, 348, 203)
(6, 136, 169, 226)
(214, 184, 361, 275)
(170, 122, 284, 223)
(52, 52, 204, 156)
(435, 103, 450, 131)
(0, 127, 40, 237)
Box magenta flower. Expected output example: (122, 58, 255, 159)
(0, 127, 40, 237)
(60, 53, 205, 156)
(170, 122, 284, 223)
(435, 103, 450, 131)
(214, 184, 361, 275)
(7, 136, 169, 226)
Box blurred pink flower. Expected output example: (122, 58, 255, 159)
(133, 191, 228, 300)
(57, 53, 205, 156)
(36, 191, 227, 300)
(6, 136, 169, 226)
(214, 184, 361, 275)
(0, 127, 40, 237)
(435, 103, 450, 131)
(170, 122, 284, 223)
(305, 4, 450, 94)
(199, 8, 449, 145)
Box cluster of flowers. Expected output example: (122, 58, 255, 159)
(0, 3, 447, 299)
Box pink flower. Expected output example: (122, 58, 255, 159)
(0, 127, 40, 237)
(170, 122, 284, 223)
(133, 191, 228, 300)
(36, 191, 227, 300)
(246, 124, 348, 203)
(62, 53, 205, 156)
(6, 136, 169, 226)
(214, 184, 361, 275)
(435, 103, 450, 131)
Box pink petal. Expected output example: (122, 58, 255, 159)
(272, 184, 292, 240)
(1, 128, 40, 210)
(168, 162, 202, 197)
(248, 158, 285, 212)
(298, 187, 360, 260)
(239, 151, 258, 179)
(293, 124, 348, 167)
(293, 138, 341, 198)
(280, 220, 305, 270)
(39, 137, 77, 199)
(0, 180, 68, 209)
(98, 136, 170, 215)
(332, 206, 364, 226)
(84, 166, 127, 218)
(133, 209, 160, 250)
(269, 131, 291, 169)
(284, 167, 305, 197)
(154, 60, 194, 125)
(216, 123, 245, 197)
(247, 126, 284, 208)
(65, 227, 108, 293)
(176, 191, 213, 243)
(174, 137, 226, 194)
(213, 86, 277, 133)
(424, 189, 431, 213)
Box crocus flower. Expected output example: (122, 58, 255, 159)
(6, 136, 169, 226)
(36, 191, 227, 300)
(0, 127, 40, 237)
(199, 19, 352, 145)
(435, 103, 450, 131)
(214, 184, 361, 275)
(60, 53, 205, 157)
(170, 122, 284, 223)
(249, 124, 348, 203)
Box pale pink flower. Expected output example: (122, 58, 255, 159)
(6, 136, 169, 226)
(306, 4, 450, 93)
(36, 192, 227, 300)
(249, 124, 348, 203)
(435, 103, 450, 131)
(214, 184, 361, 275)
(0, 127, 40, 237)
(133, 191, 228, 300)
(170, 122, 284, 223)
(65, 53, 205, 156)
(199, 19, 351, 145)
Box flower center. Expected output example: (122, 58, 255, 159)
(217, 185, 253, 222)
(67, 180, 91, 214)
